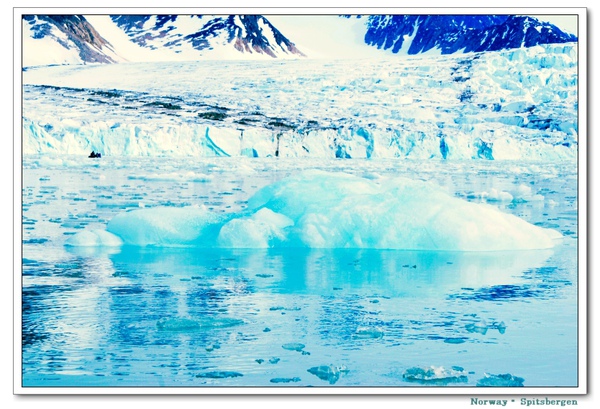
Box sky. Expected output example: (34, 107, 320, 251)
(534, 15, 578, 35)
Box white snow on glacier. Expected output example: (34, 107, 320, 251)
(66, 170, 561, 251)
(22, 43, 578, 161)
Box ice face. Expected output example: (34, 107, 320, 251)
(66, 170, 561, 251)
(22, 43, 577, 161)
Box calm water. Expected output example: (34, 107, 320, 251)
(20, 156, 579, 388)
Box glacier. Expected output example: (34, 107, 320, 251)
(66, 170, 561, 251)
(22, 43, 577, 161)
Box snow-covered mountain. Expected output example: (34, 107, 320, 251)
(21, 14, 577, 67)
(363, 15, 578, 55)
(109, 15, 305, 59)
(22, 15, 125, 66)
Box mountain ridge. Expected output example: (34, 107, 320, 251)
(21, 14, 577, 67)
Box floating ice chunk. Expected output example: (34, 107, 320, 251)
(513, 184, 545, 202)
(466, 320, 506, 335)
(196, 371, 243, 379)
(107, 206, 226, 247)
(307, 365, 349, 385)
(73, 171, 561, 251)
(489, 321, 507, 334)
(466, 320, 489, 335)
(481, 188, 514, 203)
(402, 366, 468, 385)
(217, 208, 293, 248)
(444, 337, 467, 344)
(353, 326, 384, 339)
(244, 170, 561, 251)
(282, 342, 306, 352)
(476, 373, 524, 387)
(65, 229, 123, 247)
(270, 377, 301, 383)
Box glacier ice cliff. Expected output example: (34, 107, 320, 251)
(23, 43, 578, 161)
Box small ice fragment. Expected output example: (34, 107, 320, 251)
(490, 321, 507, 334)
(269, 357, 280, 364)
(307, 365, 348, 385)
(444, 337, 467, 344)
(466, 323, 488, 335)
(402, 366, 468, 385)
(270, 377, 301, 383)
(475, 319, 488, 328)
(476, 373, 524, 387)
(263, 327, 271, 332)
(282, 343, 305, 352)
(255, 359, 264, 364)
(353, 326, 384, 339)
(196, 371, 243, 379)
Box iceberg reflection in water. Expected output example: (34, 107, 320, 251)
(22, 243, 576, 387)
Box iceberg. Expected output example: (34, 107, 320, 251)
(64, 229, 123, 247)
(106, 206, 226, 247)
(66, 170, 561, 251)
